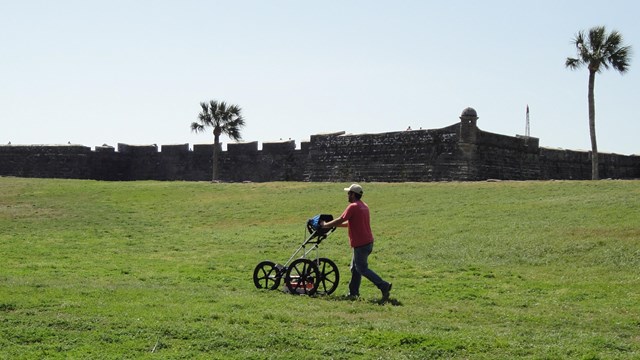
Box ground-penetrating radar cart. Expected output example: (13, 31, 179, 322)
(253, 214, 340, 296)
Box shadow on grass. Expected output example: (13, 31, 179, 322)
(265, 287, 403, 306)
(320, 294, 403, 306)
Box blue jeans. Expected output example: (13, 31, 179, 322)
(349, 242, 389, 296)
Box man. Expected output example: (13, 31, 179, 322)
(321, 184, 392, 301)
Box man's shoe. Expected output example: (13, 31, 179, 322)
(381, 283, 392, 302)
(343, 294, 359, 301)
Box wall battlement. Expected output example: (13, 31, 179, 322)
(1, 108, 638, 181)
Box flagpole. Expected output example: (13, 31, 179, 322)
(525, 105, 530, 138)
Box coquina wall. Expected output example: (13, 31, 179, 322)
(1, 108, 638, 182)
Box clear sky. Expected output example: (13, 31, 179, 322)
(1, 1, 638, 155)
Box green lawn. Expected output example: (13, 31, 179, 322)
(1, 178, 639, 359)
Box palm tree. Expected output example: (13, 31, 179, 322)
(565, 26, 632, 180)
(191, 100, 246, 181)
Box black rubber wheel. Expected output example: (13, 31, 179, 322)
(285, 258, 319, 295)
(253, 260, 281, 290)
(315, 257, 340, 295)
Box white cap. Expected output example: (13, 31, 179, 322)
(344, 184, 363, 195)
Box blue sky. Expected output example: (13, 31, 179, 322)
(1, 1, 638, 155)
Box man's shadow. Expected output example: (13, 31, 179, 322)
(321, 294, 403, 306)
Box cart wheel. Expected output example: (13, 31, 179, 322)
(315, 257, 340, 295)
(253, 260, 282, 290)
(285, 259, 319, 296)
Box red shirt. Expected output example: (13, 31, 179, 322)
(341, 200, 374, 248)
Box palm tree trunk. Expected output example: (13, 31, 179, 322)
(588, 71, 599, 180)
(212, 133, 221, 181)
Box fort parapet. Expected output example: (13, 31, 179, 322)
(1, 108, 638, 181)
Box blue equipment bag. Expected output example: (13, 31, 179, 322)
(307, 214, 334, 234)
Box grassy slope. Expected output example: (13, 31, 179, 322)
(0, 178, 639, 359)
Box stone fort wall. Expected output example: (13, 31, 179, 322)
(1, 109, 638, 182)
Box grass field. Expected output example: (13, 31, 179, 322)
(1, 177, 639, 359)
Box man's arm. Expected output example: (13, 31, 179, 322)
(321, 217, 348, 229)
